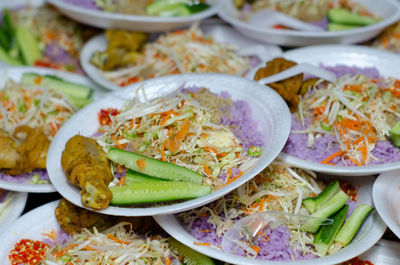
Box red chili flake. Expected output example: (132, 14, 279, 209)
(339, 180, 358, 201)
(342, 257, 374, 265)
(119, 76, 140, 87)
(98, 108, 120, 126)
(9, 239, 49, 265)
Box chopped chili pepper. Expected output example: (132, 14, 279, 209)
(98, 108, 120, 126)
(9, 239, 49, 265)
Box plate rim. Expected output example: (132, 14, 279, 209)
(47, 73, 291, 216)
(373, 170, 400, 239)
(0, 191, 28, 236)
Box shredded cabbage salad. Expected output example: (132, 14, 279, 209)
(97, 25, 251, 87)
(0, 76, 76, 139)
(178, 162, 351, 258)
(295, 74, 400, 165)
(97, 87, 256, 189)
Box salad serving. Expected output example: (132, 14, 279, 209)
(0, 72, 94, 185)
(7, 199, 216, 265)
(0, 5, 97, 72)
(61, 84, 264, 210)
(63, 0, 211, 17)
(255, 58, 400, 167)
(89, 25, 254, 87)
(235, 0, 380, 31)
(371, 21, 400, 54)
(178, 162, 373, 261)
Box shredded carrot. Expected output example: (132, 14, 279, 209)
(321, 151, 345, 164)
(203, 164, 211, 176)
(194, 242, 210, 246)
(165, 257, 171, 265)
(34, 76, 43, 85)
(82, 245, 96, 251)
(41, 229, 57, 240)
(118, 175, 126, 186)
(348, 156, 362, 166)
(200, 229, 211, 233)
(106, 234, 129, 245)
(250, 245, 260, 254)
(225, 171, 244, 185)
(54, 244, 78, 257)
(161, 141, 166, 161)
(136, 159, 146, 170)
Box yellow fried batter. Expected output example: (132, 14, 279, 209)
(55, 199, 162, 235)
(61, 135, 113, 210)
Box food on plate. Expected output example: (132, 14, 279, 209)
(371, 21, 400, 54)
(62, 85, 263, 209)
(342, 257, 375, 265)
(0, 73, 93, 184)
(90, 26, 252, 86)
(178, 162, 372, 260)
(236, 0, 379, 31)
(254, 57, 305, 112)
(62, 135, 114, 210)
(63, 0, 211, 17)
(256, 59, 400, 166)
(0, 6, 97, 72)
(8, 199, 214, 265)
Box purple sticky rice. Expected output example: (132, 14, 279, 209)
(0, 169, 49, 184)
(44, 42, 83, 74)
(284, 65, 400, 166)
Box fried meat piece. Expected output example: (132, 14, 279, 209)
(0, 126, 49, 175)
(61, 135, 113, 210)
(0, 129, 21, 170)
(55, 198, 162, 235)
(254, 57, 304, 112)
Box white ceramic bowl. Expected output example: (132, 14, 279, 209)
(373, 169, 400, 239)
(47, 73, 291, 216)
(0, 67, 106, 193)
(272, 45, 400, 176)
(80, 19, 283, 91)
(155, 174, 386, 265)
(218, 0, 400, 46)
(0, 191, 27, 236)
(46, 0, 218, 32)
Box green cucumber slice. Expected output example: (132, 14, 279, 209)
(107, 148, 203, 184)
(314, 205, 348, 256)
(125, 170, 165, 184)
(21, 73, 93, 100)
(0, 45, 22, 65)
(168, 238, 215, 265)
(302, 189, 349, 233)
(110, 181, 211, 204)
(15, 25, 41, 65)
(335, 204, 374, 246)
(328, 8, 378, 26)
(327, 23, 359, 31)
(146, 0, 191, 16)
(303, 181, 341, 214)
(390, 121, 400, 147)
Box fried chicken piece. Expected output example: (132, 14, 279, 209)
(0, 129, 21, 170)
(254, 57, 304, 112)
(56, 199, 162, 235)
(61, 135, 113, 210)
(0, 126, 49, 175)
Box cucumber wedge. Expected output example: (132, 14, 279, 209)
(15, 25, 41, 65)
(168, 238, 215, 265)
(125, 170, 165, 184)
(302, 189, 349, 233)
(110, 181, 211, 204)
(107, 148, 203, 184)
(303, 181, 341, 214)
(21, 73, 93, 99)
(146, 0, 191, 16)
(327, 23, 359, 31)
(314, 205, 348, 256)
(0, 46, 22, 65)
(328, 8, 378, 26)
(335, 204, 374, 246)
(389, 121, 400, 147)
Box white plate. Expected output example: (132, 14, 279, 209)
(373, 170, 400, 239)
(0, 67, 107, 193)
(218, 0, 400, 46)
(46, 0, 218, 32)
(267, 45, 400, 176)
(0, 200, 60, 264)
(354, 240, 400, 265)
(155, 174, 386, 265)
(80, 19, 283, 91)
(0, 191, 27, 236)
(47, 73, 291, 216)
